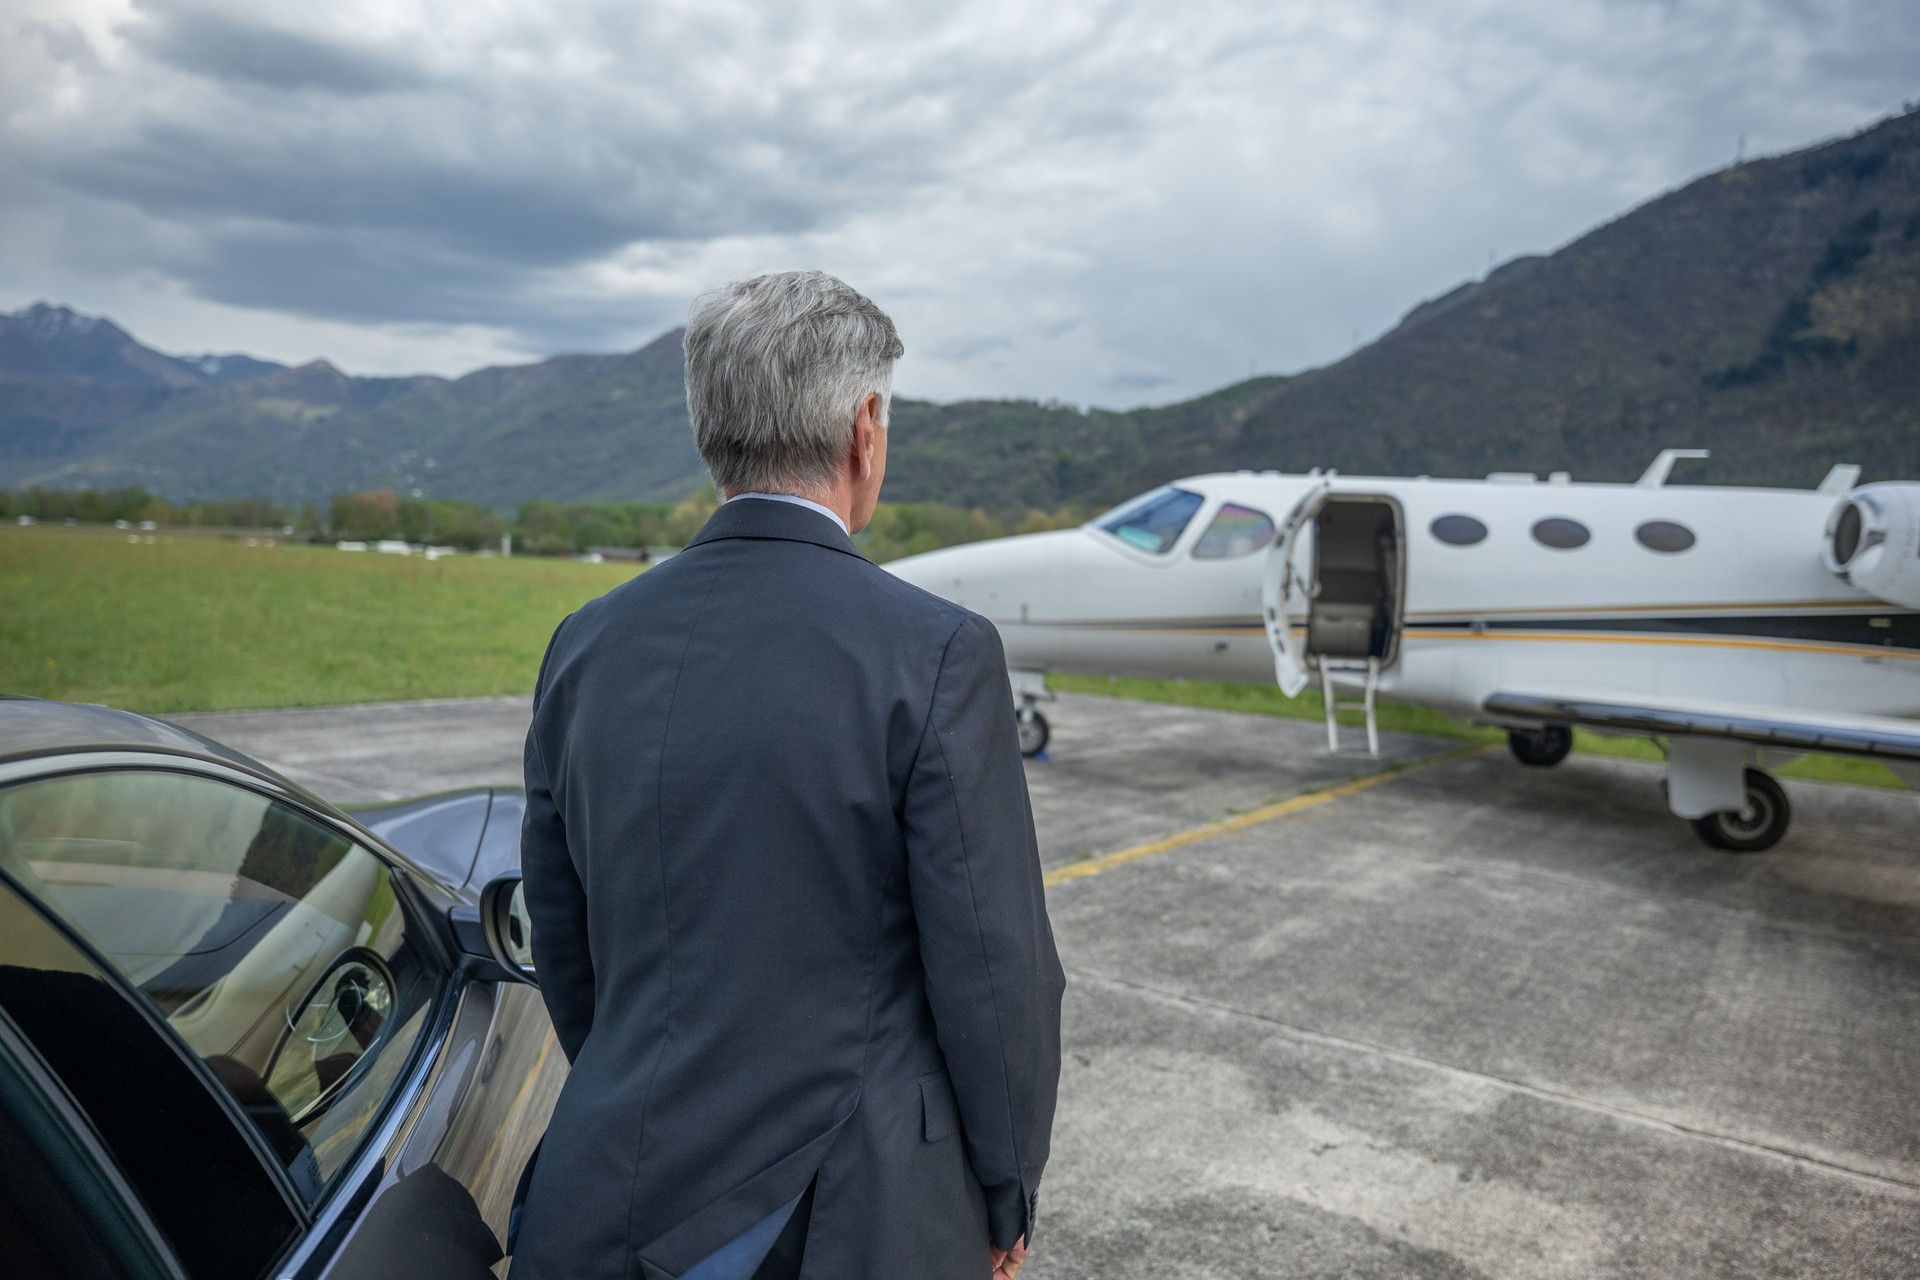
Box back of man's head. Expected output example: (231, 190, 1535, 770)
(685, 271, 905, 495)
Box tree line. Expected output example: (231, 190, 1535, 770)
(2, 486, 1092, 562)
(1, 486, 297, 532)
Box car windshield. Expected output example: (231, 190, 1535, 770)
(1095, 487, 1205, 554)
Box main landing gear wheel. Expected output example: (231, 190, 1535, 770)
(1508, 725, 1573, 768)
(1016, 709, 1050, 758)
(1690, 768, 1791, 853)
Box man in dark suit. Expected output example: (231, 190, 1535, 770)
(515, 271, 1065, 1280)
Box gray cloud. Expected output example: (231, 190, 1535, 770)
(124, 5, 426, 95)
(48, 123, 678, 263)
(7, 1, 1148, 350)
(20, 19, 102, 71)
(0, 0, 1915, 397)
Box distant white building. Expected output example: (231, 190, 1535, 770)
(336, 540, 369, 552)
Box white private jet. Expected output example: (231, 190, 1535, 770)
(887, 450, 1920, 851)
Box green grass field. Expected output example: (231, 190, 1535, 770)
(1050, 674, 1913, 790)
(0, 526, 640, 713)
(2, 524, 1907, 790)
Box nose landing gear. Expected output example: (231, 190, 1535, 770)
(1016, 705, 1050, 758)
(1011, 669, 1054, 759)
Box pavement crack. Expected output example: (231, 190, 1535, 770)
(1067, 964, 1920, 1200)
(1363, 841, 1920, 950)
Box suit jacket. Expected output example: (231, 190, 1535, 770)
(514, 498, 1065, 1280)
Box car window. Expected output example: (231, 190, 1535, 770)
(0, 878, 300, 1280)
(1096, 487, 1206, 554)
(0, 770, 438, 1205)
(1192, 503, 1275, 559)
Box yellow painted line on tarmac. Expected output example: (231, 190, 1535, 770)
(1042, 742, 1494, 888)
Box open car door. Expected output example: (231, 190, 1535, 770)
(1260, 480, 1331, 697)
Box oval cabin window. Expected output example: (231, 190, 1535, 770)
(1531, 517, 1590, 550)
(1634, 520, 1696, 553)
(1429, 514, 1488, 546)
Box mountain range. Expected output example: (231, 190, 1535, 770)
(0, 302, 288, 390)
(4, 107, 1917, 513)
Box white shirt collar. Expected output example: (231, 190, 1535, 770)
(725, 491, 849, 534)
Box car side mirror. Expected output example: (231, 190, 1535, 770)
(450, 875, 538, 985)
(481, 875, 537, 985)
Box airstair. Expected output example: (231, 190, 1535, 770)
(1319, 657, 1381, 757)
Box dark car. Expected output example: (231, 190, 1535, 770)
(0, 698, 565, 1280)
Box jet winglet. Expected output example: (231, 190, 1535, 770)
(1635, 449, 1711, 489)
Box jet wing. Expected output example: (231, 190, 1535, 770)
(1483, 691, 1920, 762)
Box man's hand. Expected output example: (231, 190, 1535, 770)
(990, 1237, 1030, 1279)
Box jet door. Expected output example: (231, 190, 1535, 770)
(1305, 496, 1407, 669)
(1260, 481, 1329, 695)
(1262, 488, 1408, 696)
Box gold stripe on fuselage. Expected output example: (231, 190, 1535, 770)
(1400, 629, 1920, 661)
(1401, 599, 1891, 619)
(993, 617, 1919, 662)
(1005, 602, 1911, 631)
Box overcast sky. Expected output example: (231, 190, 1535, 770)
(2, 0, 1915, 404)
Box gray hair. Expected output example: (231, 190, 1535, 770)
(685, 270, 905, 494)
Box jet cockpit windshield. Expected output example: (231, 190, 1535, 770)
(1094, 486, 1204, 554)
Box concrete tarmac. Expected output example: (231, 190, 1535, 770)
(173, 695, 534, 803)
(172, 694, 1920, 1278)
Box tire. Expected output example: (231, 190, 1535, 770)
(1689, 768, 1790, 853)
(1016, 709, 1050, 758)
(1508, 725, 1573, 768)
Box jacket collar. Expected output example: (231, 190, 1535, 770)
(687, 495, 864, 558)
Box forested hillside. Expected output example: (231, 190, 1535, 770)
(1222, 110, 1920, 491)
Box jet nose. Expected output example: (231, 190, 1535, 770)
(886, 529, 1084, 618)
(885, 539, 1000, 613)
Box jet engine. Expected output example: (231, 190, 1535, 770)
(1824, 483, 1920, 608)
